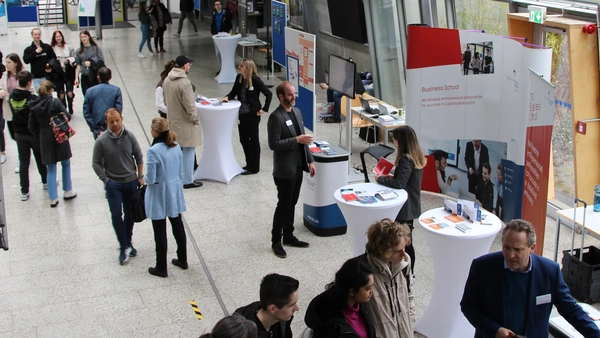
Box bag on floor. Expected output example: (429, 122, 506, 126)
(50, 112, 76, 144)
(131, 184, 147, 223)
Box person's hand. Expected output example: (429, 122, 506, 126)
(319, 83, 328, 90)
(45, 67, 52, 73)
(74, 78, 79, 87)
(309, 162, 316, 177)
(449, 174, 459, 181)
(296, 134, 313, 145)
(374, 174, 381, 182)
(469, 167, 474, 175)
(84, 60, 91, 67)
(220, 97, 229, 103)
(495, 327, 515, 338)
(257, 110, 264, 116)
(0, 90, 8, 99)
(138, 177, 145, 186)
(35, 47, 43, 53)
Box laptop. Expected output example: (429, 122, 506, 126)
(377, 103, 391, 115)
(360, 97, 380, 115)
(247, 34, 259, 43)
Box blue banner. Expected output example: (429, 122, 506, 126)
(501, 159, 524, 223)
(271, 0, 286, 67)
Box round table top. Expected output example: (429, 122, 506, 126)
(334, 182, 407, 209)
(212, 33, 242, 41)
(418, 207, 502, 239)
(195, 100, 241, 112)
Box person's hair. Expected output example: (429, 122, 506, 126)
(432, 149, 448, 163)
(325, 257, 373, 311)
(199, 313, 257, 338)
(51, 30, 67, 47)
(276, 81, 292, 100)
(214, 0, 221, 4)
(391, 125, 426, 169)
(161, 60, 176, 81)
(474, 52, 479, 58)
(482, 162, 491, 174)
(78, 30, 98, 54)
(497, 162, 502, 170)
(17, 70, 34, 88)
(259, 273, 299, 311)
(37, 80, 54, 98)
(105, 107, 122, 120)
(6, 53, 24, 74)
(138, 1, 146, 12)
(239, 58, 258, 88)
(365, 218, 412, 260)
(502, 219, 536, 247)
(31, 27, 41, 36)
(97, 67, 111, 83)
(151, 117, 177, 147)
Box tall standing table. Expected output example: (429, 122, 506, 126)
(213, 33, 241, 84)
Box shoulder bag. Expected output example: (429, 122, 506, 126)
(50, 111, 76, 143)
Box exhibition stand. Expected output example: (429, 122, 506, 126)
(193, 100, 244, 184)
(303, 144, 349, 237)
(414, 207, 501, 338)
(213, 33, 241, 84)
(334, 183, 407, 256)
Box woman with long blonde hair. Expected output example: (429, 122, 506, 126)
(374, 125, 426, 272)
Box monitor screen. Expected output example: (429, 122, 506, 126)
(328, 54, 356, 99)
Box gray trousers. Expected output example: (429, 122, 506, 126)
(177, 11, 198, 34)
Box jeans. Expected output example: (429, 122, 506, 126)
(139, 24, 152, 52)
(326, 89, 343, 119)
(33, 78, 44, 91)
(47, 159, 72, 200)
(271, 170, 303, 244)
(181, 147, 196, 184)
(15, 133, 47, 194)
(152, 215, 187, 272)
(105, 179, 138, 250)
(177, 11, 198, 34)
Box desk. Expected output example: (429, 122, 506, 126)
(334, 182, 407, 256)
(550, 303, 600, 337)
(213, 33, 241, 84)
(193, 100, 243, 184)
(238, 39, 267, 60)
(415, 207, 501, 338)
(554, 207, 600, 262)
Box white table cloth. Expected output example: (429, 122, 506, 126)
(213, 33, 241, 84)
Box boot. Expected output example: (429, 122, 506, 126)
(67, 93, 74, 115)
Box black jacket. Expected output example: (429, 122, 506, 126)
(8, 88, 38, 136)
(225, 74, 273, 114)
(29, 96, 72, 164)
(235, 301, 292, 338)
(149, 2, 171, 27)
(376, 153, 423, 222)
(305, 289, 377, 338)
(211, 9, 232, 35)
(23, 41, 56, 78)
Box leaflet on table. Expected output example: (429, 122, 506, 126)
(357, 196, 377, 204)
(341, 188, 357, 201)
(444, 214, 465, 223)
(309, 144, 322, 153)
(429, 222, 450, 230)
(375, 189, 398, 200)
(321, 147, 337, 155)
(455, 223, 472, 233)
(314, 141, 330, 148)
(373, 157, 394, 176)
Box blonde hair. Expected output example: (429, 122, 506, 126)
(365, 218, 412, 260)
(151, 117, 177, 147)
(391, 125, 426, 169)
(239, 58, 258, 88)
(38, 80, 54, 99)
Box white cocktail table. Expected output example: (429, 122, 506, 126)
(213, 33, 241, 84)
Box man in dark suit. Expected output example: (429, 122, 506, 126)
(461, 219, 600, 338)
(475, 162, 494, 212)
(463, 46, 472, 75)
(464, 139, 489, 194)
(267, 81, 316, 258)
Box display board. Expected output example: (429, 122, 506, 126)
(78, 0, 96, 17)
(6, 1, 37, 22)
(285, 27, 316, 132)
(78, 0, 113, 27)
(271, 0, 286, 67)
(0, 1, 7, 35)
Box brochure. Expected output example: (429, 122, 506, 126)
(429, 222, 450, 230)
(455, 223, 473, 233)
(357, 196, 377, 204)
(375, 189, 398, 200)
(373, 157, 394, 176)
(444, 214, 465, 223)
(341, 189, 357, 202)
(420, 217, 437, 224)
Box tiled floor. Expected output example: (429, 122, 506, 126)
(0, 20, 598, 337)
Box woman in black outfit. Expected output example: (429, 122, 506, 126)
(374, 125, 426, 273)
(221, 59, 272, 175)
(149, 0, 171, 53)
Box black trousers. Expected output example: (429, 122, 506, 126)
(152, 215, 187, 273)
(154, 26, 166, 50)
(397, 219, 416, 273)
(271, 170, 303, 244)
(80, 75, 98, 96)
(238, 113, 261, 173)
(15, 133, 47, 194)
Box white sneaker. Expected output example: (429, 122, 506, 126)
(0, 153, 6, 164)
(63, 190, 77, 200)
(14, 166, 19, 173)
(20, 193, 29, 201)
(151, 52, 158, 57)
(137, 53, 145, 58)
(172, 33, 180, 37)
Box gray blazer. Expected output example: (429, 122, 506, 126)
(377, 153, 423, 222)
(267, 105, 314, 179)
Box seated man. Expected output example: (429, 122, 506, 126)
(432, 150, 458, 194)
(475, 162, 494, 212)
(235, 273, 299, 338)
(319, 65, 366, 123)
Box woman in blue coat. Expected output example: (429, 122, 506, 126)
(145, 117, 187, 278)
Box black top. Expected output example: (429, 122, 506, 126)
(235, 301, 293, 338)
(225, 74, 273, 114)
(23, 41, 56, 78)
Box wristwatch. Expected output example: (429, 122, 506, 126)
(138, 175, 144, 179)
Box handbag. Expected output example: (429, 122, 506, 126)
(50, 111, 76, 144)
(131, 184, 147, 223)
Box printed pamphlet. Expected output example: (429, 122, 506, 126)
(373, 157, 394, 176)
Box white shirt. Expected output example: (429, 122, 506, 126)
(155, 86, 167, 115)
(474, 148, 481, 172)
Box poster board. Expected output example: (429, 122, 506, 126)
(285, 27, 316, 133)
(271, 0, 286, 67)
(0, 1, 7, 35)
(78, 0, 96, 17)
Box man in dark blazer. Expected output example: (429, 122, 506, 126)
(464, 139, 489, 194)
(267, 81, 316, 258)
(461, 219, 600, 338)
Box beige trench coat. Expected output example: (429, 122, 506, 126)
(162, 67, 202, 147)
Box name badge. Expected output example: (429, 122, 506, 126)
(249, 86, 254, 91)
(536, 293, 551, 305)
(286, 120, 293, 127)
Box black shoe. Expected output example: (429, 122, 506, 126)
(283, 236, 310, 248)
(324, 117, 341, 123)
(172, 258, 188, 270)
(272, 242, 287, 258)
(148, 267, 168, 277)
(241, 170, 258, 175)
(242, 166, 248, 170)
(183, 181, 203, 189)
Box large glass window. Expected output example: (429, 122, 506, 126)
(455, 0, 509, 35)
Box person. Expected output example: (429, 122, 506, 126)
(211, 0, 232, 75)
(28, 80, 76, 207)
(74, 30, 104, 96)
(50, 30, 76, 115)
(318, 66, 366, 123)
(83, 67, 123, 139)
(475, 162, 494, 212)
(464, 139, 489, 194)
(374, 126, 425, 272)
(495, 162, 503, 219)
(225, 0, 239, 34)
(199, 313, 258, 338)
(174, 0, 198, 36)
(483, 48, 493, 74)
(162, 55, 203, 189)
(137, 1, 156, 58)
(460, 219, 600, 338)
(463, 45, 472, 75)
(305, 257, 377, 338)
(8, 70, 47, 201)
(149, 0, 171, 53)
(221, 58, 272, 175)
(235, 273, 299, 338)
(359, 219, 414, 338)
(267, 81, 315, 258)
(92, 108, 144, 265)
(0, 49, 5, 164)
(432, 149, 458, 194)
(22, 27, 56, 90)
(144, 117, 187, 278)
(155, 60, 175, 118)
(471, 51, 481, 75)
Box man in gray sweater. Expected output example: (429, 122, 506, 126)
(92, 108, 144, 265)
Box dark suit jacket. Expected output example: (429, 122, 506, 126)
(267, 105, 313, 179)
(225, 74, 272, 114)
(461, 252, 600, 338)
(377, 153, 422, 221)
(464, 141, 489, 177)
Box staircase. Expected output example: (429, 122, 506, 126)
(37, 0, 65, 26)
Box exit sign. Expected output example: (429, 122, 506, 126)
(528, 5, 546, 24)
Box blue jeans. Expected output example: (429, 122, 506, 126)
(327, 89, 343, 119)
(33, 78, 44, 91)
(139, 24, 152, 52)
(182, 147, 196, 184)
(105, 179, 138, 249)
(47, 160, 72, 200)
